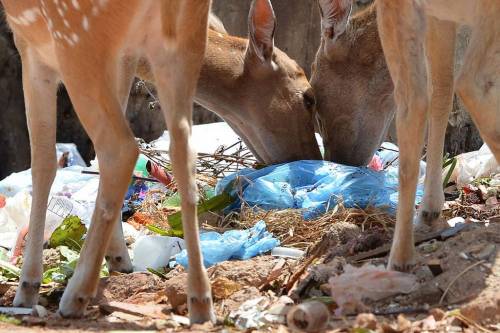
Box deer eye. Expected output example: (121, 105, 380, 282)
(303, 90, 316, 111)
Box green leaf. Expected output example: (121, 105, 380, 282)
(150, 192, 235, 237)
(41, 245, 108, 284)
(147, 267, 168, 279)
(162, 192, 181, 208)
(0, 314, 21, 325)
(351, 328, 375, 333)
(58, 246, 79, 262)
(0, 259, 21, 279)
(442, 157, 457, 188)
(48, 215, 87, 250)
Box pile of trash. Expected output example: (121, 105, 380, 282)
(0, 123, 499, 331)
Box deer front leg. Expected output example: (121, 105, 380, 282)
(13, 50, 58, 307)
(153, 0, 214, 324)
(377, 1, 428, 271)
(417, 18, 456, 229)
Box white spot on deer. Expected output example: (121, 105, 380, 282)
(47, 18, 54, 30)
(71, 33, 80, 44)
(63, 34, 75, 47)
(99, 0, 109, 8)
(23, 8, 40, 23)
(72, 0, 81, 11)
(91, 6, 99, 16)
(63, 19, 70, 28)
(82, 15, 89, 31)
(7, 8, 41, 26)
(54, 31, 63, 39)
(61, 1, 68, 11)
(57, 6, 64, 17)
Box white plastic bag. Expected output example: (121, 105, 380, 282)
(445, 144, 500, 187)
(132, 235, 185, 271)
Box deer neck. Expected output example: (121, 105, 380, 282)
(195, 30, 249, 120)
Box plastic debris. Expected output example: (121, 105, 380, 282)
(329, 264, 418, 315)
(447, 216, 465, 228)
(286, 301, 330, 332)
(56, 143, 86, 168)
(444, 143, 499, 187)
(132, 235, 185, 271)
(175, 220, 279, 268)
(217, 159, 424, 220)
(229, 296, 296, 329)
(271, 247, 305, 259)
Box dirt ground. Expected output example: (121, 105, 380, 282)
(0, 213, 498, 332)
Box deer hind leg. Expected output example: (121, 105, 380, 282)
(149, 0, 214, 324)
(58, 60, 138, 318)
(13, 46, 58, 308)
(456, 5, 500, 161)
(104, 57, 139, 274)
(417, 18, 456, 229)
(377, 1, 428, 271)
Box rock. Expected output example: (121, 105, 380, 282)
(406, 281, 443, 305)
(164, 273, 188, 309)
(32, 305, 48, 318)
(211, 277, 242, 300)
(354, 313, 378, 330)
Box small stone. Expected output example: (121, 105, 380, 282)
(31, 305, 48, 318)
(473, 244, 496, 261)
(355, 313, 378, 330)
(211, 277, 242, 300)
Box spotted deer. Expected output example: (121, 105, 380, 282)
(2, 0, 216, 323)
(315, 0, 499, 271)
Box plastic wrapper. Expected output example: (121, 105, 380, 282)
(217, 159, 424, 220)
(175, 220, 279, 268)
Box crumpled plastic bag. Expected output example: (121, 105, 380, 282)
(329, 264, 418, 315)
(216, 160, 423, 220)
(175, 220, 279, 268)
(444, 143, 499, 187)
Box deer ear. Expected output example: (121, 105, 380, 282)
(247, 0, 276, 63)
(318, 0, 352, 42)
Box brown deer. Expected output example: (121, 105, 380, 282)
(2, 0, 219, 323)
(138, 10, 321, 165)
(311, 2, 394, 166)
(314, 0, 499, 271)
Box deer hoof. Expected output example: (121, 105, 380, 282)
(188, 294, 216, 324)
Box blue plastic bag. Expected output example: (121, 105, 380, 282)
(216, 160, 423, 220)
(175, 220, 279, 268)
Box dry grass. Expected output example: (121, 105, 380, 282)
(231, 204, 396, 251)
